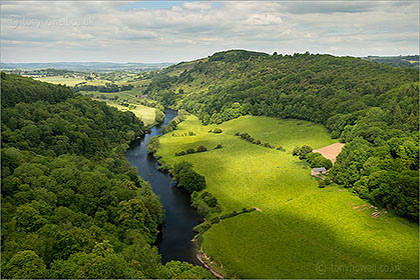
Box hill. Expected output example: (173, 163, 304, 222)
(145, 50, 419, 221)
(146, 50, 418, 125)
(363, 55, 419, 68)
(0, 62, 173, 72)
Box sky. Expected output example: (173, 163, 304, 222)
(1, 1, 419, 63)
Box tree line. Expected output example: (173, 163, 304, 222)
(72, 82, 133, 93)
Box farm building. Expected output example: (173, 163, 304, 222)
(311, 167, 327, 176)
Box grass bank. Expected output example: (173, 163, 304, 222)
(34, 76, 111, 86)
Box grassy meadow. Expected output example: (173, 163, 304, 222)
(102, 101, 156, 126)
(34, 75, 150, 87)
(34, 76, 111, 86)
(156, 115, 419, 279)
(33, 76, 158, 126)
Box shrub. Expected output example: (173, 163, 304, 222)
(212, 128, 223, 133)
(161, 125, 173, 134)
(193, 221, 211, 234)
(191, 191, 220, 217)
(161, 113, 186, 134)
(175, 151, 186, 156)
(186, 148, 195, 154)
(192, 200, 210, 217)
(200, 191, 218, 208)
(172, 162, 206, 194)
(307, 152, 332, 169)
(196, 146, 207, 153)
(155, 109, 165, 124)
(157, 163, 170, 172)
(209, 217, 221, 224)
(239, 132, 254, 143)
(298, 145, 313, 159)
(214, 144, 223, 149)
(146, 136, 159, 154)
(236, 132, 279, 149)
(180, 170, 204, 194)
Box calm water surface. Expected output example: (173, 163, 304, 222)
(126, 109, 202, 265)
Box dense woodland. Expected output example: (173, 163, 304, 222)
(364, 55, 420, 68)
(0, 73, 211, 279)
(146, 50, 419, 221)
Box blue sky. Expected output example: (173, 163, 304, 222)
(117, 1, 221, 11)
(1, 1, 418, 63)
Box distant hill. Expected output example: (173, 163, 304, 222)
(145, 50, 418, 125)
(363, 55, 419, 68)
(0, 62, 173, 72)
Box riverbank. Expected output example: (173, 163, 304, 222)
(126, 109, 203, 265)
(196, 249, 224, 279)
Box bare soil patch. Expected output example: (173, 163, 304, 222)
(313, 143, 345, 164)
(196, 250, 224, 279)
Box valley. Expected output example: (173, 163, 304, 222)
(155, 115, 419, 278)
(2, 51, 419, 279)
(2, 1, 419, 279)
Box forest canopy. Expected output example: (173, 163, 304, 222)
(0, 73, 211, 279)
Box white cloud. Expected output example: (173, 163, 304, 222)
(183, 2, 213, 10)
(1, 1, 418, 62)
(246, 14, 283, 26)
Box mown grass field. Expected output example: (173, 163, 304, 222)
(34, 76, 112, 86)
(102, 101, 156, 126)
(34, 75, 149, 87)
(156, 115, 419, 279)
(33, 76, 157, 125)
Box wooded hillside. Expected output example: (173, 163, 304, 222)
(1, 73, 211, 279)
(146, 51, 419, 221)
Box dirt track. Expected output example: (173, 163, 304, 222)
(313, 143, 345, 164)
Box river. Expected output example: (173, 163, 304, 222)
(126, 109, 202, 265)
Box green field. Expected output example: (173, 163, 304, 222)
(100, 100, 156, 126)
(34, 76, 113, 86)
(34, 75, 150, 87)
(156, 115, 419, 279)
(34, 76, 157, 126)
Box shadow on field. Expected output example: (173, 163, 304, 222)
(172, 133, 419, 279)
(209, 208, 419, 279)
